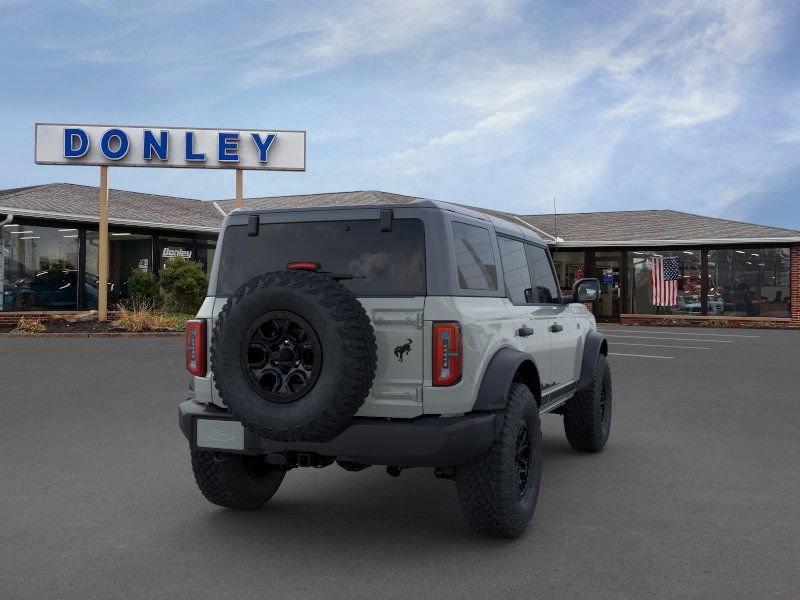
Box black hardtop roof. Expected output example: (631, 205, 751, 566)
(227, 191, 548, 243)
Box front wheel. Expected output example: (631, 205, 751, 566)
(455, 383, 542, 538)
(191, 450, 285, 510)
(563, 353, 612, 452)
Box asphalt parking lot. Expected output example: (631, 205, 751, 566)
(1, 327, 799, 600)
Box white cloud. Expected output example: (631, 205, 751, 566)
(367, 0, 790, 213)
(238, 0, 521, 88)
(379, 106, 535, 175)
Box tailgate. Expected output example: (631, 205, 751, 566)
(356, 297, 425, 418)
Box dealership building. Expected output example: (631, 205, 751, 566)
(1, 183, 798, 328)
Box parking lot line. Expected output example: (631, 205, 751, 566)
(611, 342, 710, 350)
(608, 352, 674, 359)
(604, 334, 734, 343)
(599, 329, 759, 338)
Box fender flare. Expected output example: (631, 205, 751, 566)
(577, 331, 608, 392)
(472, 347, 539, 412)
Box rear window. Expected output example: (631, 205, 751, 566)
(215, 219, 426, 297)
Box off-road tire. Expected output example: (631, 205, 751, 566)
(191, 450, 285, 510)
(563, 353, 612, 452)
(455, 383, 542, 538)
(211, 270, 377, 442)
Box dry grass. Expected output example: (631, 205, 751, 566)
(11, 317, 46, 334)
(113, 302, 193, 332)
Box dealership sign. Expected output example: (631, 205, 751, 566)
(162, 247, 192, 259)
(34, 123, 306, 171)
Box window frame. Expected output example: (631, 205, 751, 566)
(496, 234, 535, 305)
(525, 241, 563, 305)
(450, 219, 500, 294)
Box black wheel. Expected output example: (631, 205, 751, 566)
(455, 383, 542, 538)
(211, 270, 377, 442)
(242, 311, 322, 403)
(191, 450, 285, 510)
(563, 353, 612, 452)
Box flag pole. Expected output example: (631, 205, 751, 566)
(98, 166, 109, 321)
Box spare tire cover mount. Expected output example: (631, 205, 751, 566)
(211, 270, 377, 442)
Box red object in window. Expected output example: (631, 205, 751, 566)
(185, 319, 207, 376)
(432, 321, 462, 386)
(286, 261, 320, 271)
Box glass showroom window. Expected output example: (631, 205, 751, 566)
(551, 251, 586, 292)
(159, 236, 195, 272)
(1, 223, 80, 310)
(629, 249, 702, 314)
(85, 230, 153, 308)
(196, 239, 217, 274)
(707, 248, 790, 317)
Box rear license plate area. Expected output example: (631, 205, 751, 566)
(195, 418, 244, 451)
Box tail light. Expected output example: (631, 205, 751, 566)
(185, 319, 207, 376)
(432, 321, 462, 386)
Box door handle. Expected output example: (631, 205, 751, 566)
(517, 326, 534, 337)
(549, 323, 564, 333)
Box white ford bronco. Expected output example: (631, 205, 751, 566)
(179, 194, 611, 538)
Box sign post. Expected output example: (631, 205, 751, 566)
(34, 123, 306, 320)
(235, 168, 244, 209)
(98, 166, 109, 320)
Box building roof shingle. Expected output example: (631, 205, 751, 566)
(0, 183, 221, 231)
(2, 184, 798, 244)
(519, 209, 800, 244)
(215, 190, 421, 213)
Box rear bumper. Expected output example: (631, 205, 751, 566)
(179, 399, 499, 467)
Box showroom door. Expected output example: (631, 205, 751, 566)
(593, 251, 622, 322)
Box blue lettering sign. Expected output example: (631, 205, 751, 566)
(64, 128, 89, 158)
(218, 132, 239, 162)
(143, 130, 168, 160)
(185, 131, 205, 161)
(251, 133, 276, 163)
(100, 128, 129, 160)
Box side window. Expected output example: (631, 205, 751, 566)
(527, 244, 560, 304)
(451, 222, 498, 291)
(498, 236, 533, 304)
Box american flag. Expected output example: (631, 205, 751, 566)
(651, 256, 679, 306)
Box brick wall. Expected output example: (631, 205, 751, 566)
(620, 314, 798, 329)
(791, 244, 800, 324)
(0, 311, 120, 326)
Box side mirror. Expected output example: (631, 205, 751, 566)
(524, 288, 533, 303)
(572, 278, 600, 303)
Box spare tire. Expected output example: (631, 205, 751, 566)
(211, 270, 377, 442)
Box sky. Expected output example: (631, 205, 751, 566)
(1, 0, 798, 228)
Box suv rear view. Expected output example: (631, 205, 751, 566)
(180, 195, 611, 537)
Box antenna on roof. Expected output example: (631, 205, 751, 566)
(553, 196, 558, 248)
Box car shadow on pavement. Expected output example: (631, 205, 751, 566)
(181, 431, 582, 550)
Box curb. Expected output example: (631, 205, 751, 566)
(0, 331, 183, 338)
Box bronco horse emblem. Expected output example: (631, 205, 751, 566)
(393, 338, 413, 362)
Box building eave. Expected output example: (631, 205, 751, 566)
(0, 206, 220, 233)
(548, 237, 800, 247)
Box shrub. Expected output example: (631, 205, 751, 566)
(113, 301, 190, 332)
(11, 317, 46, 334)
(159, 259, 208, 314)
(127, 269, 161, 308)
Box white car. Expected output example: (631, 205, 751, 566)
(179, 197, 612, 538)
